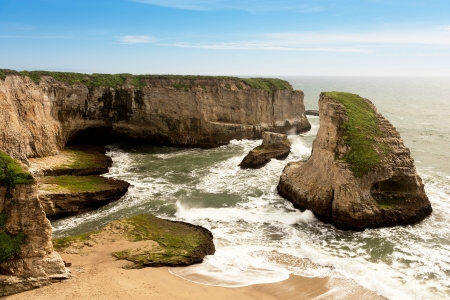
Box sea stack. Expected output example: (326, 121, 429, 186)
(277, 92, 432, 231)
(239, 132, 291, 169)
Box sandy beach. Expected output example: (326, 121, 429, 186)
(2, 234, 385, 300)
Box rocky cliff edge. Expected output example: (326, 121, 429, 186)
(0, 152, 69, 296)
(277, 92, 432, 230)
(0, 71, 310, 163)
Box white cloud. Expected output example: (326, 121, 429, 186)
(130, 0, 321, 12)
(439, 26, 450, 31)
(167, 42, 373, 53)
(161, 29, 450, 52)
(118, 35, 155, 44)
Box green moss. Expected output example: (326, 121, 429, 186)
(114, 214, 211, 268)
(62, 148, 107, 170)
(324, 92, 389, 177)
(1, 69, 293, 94)
(225, 83, 231, 89)
(39, 175, 118, 193)
(173, 82, 192, 91)
(0, 151, 34, 189)
(242, 78, 293, 94)
(52, 230, 99, 252)
(0, 213, 27, 263)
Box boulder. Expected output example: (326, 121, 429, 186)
(239, 132, 291, 169)
(277, 92, 432, 231)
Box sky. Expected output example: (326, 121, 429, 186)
(0, 0, 449, 76)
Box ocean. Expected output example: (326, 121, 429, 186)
(52, 77, 450, 300)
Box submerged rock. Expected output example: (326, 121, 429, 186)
(0, 152, 69, 297)
(239, 132, 291, 169)
(277, 92, 432, 231)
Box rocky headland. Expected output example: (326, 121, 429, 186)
(239, 132, 291, 169)
(277, 92, 432, 230)
(0, 70, 310, 164)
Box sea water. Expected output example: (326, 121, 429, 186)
(52, 77, 450, 300)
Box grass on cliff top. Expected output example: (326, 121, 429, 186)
(324, 92, 389, 177)
(0, 69, 292, 93)
(0, 151, 34, 189)
(39, 175, 117, 193)
(0, 213, 27, 263)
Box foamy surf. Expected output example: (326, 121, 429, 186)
(51, 114, 450, 299)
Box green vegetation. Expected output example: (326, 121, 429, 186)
(52, 230, 99, 252)
(0, 151, 34, 189)
(172, 82, 192, 91)
(39, 175, 118, 193)
(225, 83, 231, 89)
(0, 213, 26, 263)
(242, 78, 292, 93)
(113, 214, 212, 268)
(325, 92, 389, 177)
(0, 69, 293, 94)
(51, 214, 212, 268)
(62, 148, 108, 170)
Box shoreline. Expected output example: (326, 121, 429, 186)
(2, 244, 385, 300)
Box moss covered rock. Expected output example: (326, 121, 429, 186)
(53, 214, 215, 268)
(277, 92, 432, 230)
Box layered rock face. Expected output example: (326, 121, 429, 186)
(0, 74, 310, 163)
(277, 92, 432, 230)
(38, 177, 130, 221)
(0, 183, 69, 296)
(239, 132, 291, 169)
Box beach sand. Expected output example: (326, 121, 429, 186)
(2, 233, 385, 300)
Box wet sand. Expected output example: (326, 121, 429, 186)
(3, 234, 385, 300)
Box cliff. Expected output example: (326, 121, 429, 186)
(277, 92, 432, 230)
(0, 152, 69, 296)
(0, 70, 310, 163)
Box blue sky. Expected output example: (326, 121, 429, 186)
(0, 0, 449, 76)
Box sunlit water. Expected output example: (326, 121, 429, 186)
(52, 77, 450, 300)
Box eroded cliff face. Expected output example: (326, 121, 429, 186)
(0, 183, 70, 296)
(0, 75, 310, 162)
(277, 92, 432, 230)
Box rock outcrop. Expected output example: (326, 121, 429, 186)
(38, 176, 130, 221)
(0, 153, 69, 296)
(277, 92, 432, 231)
(0, 72, 310, 163)
(53, 214, 215, 268)
(239, 132, 291, 169)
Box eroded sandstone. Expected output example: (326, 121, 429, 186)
(0, 73, 310, 163)
(0, 154, 69, 296)
(277, 92, 432, 230)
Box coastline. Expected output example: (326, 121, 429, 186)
(2, 246, 384, 300)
